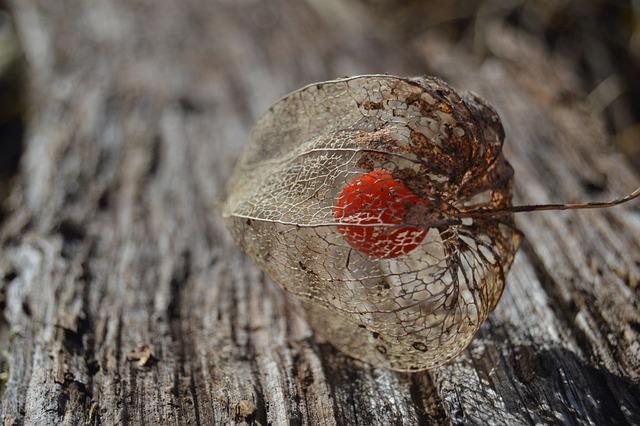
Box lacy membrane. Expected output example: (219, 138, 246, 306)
(223, 75, 522, 371)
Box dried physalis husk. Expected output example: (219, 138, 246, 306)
(222, 75, 640, 372)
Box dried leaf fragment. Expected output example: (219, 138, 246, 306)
(234, 399, 257, 421)
(126, 344, 155, 367)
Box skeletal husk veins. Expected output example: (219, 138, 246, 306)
(223, 75, 522, 371)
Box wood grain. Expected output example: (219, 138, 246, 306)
(1, 0, 638, 424)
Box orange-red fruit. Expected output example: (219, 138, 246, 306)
(334, 169, 428, 259)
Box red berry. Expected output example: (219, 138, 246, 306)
(334, 169, 428, 259)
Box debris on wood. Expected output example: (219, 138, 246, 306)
(126, 345, 155, 368)
(234, 399, 256, 421)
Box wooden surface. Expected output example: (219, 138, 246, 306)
(1, 0, 639, 424)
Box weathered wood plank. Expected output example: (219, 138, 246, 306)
(0, 1, 638, 425)
(421, 27, 640, 424)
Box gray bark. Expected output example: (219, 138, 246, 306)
(0, 0, 639, 424)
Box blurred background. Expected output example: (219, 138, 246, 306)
(0, 0, 24, 222)
(362, 0, 640, 167)
(0, 0, 638, 201)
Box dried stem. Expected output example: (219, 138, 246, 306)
(465, 186, 640, 217)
